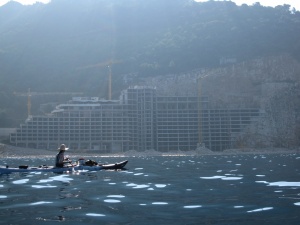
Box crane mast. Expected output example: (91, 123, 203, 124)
(108, 65, 112, 100)
(27, 88, 31, 117)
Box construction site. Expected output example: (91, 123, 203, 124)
(9, 55, 300, 152)
(9, 84, 262, 152)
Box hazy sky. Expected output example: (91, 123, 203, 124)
(0, 0, 299, 11)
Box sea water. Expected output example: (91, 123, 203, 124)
(0, 154, 299, 225)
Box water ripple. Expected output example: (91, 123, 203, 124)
(133, 184, 150, 189)
(200, 176, 226, 179)
(107, 195, 125, 198)
(152, 202, 168, 205)
(13, 179, 29, 184)
(247, 207, 273, 213)
(86, 213, 105, 217)
(29, 201, 52, 206)
(184, 205, 202, 209)
(268, 181, 300, 187)
(104, 199, 121, 203)
(32, 185, 57, 189)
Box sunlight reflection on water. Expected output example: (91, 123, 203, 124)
(0, 154, 300, 224)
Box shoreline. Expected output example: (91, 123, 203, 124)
(1, 144, 299, 159)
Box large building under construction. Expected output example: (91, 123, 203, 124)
(10, 86, 262, 152)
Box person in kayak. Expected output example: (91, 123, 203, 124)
(55, 144, 72, 167)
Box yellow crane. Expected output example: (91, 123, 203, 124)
(197, 74, 209, 146)
(77, 59, 122, 100)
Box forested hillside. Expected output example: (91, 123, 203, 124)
(0, 0, 300, 127)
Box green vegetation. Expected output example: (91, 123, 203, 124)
(0, 0, 300, 127)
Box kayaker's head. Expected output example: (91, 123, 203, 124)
(58, 144, 69, 151)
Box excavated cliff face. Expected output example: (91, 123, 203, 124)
(142, 54, 300, 148)
(203, 54, 300, 148)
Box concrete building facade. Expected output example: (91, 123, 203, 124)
(10, 86, 262, 152)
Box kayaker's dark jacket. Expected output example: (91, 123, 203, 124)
(56, 150, 65, 167)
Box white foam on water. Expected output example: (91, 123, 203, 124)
(13, 179, 29, 184)
(86, 213, 105, 217)
(135, 168, 143, 170)
(152, 202, 168, 205)
(268, 182, 300, 187)
(294, 202, 300, 206)
(200, 176, 226, 179)
(108, 183, 116, 185)
(134, 173, 143, 176)
(255, 181, 269, 184)
(104, 199, 121, 203)
(48, 175, 73, 182)
(256, 175, 265, 177)
(234, 206, 244, 208)
(200, 176, 242, 180)
(107, 195, 125, 198)
(155, 184, 167, 188)
(0, 195, 7, 198)
(133, 184, 150, 189)
(184, 205, 202, 209)
(147, 188, 154, 190)
(29, 201, 52, 206)
(38, 179, 54, 183)
(126, 183, 137, 187)
(221, 177, 243, 180)
(32, 185, 57, 189)
(0, 184, 3, 187)
(247, 207, 273, 213)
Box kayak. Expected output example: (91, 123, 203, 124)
(0, 160, 128, 174)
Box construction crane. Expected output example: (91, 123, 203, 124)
(197, 74, 209, 146)
(77, 59, 122, 100)
(14, 89, 83, 117)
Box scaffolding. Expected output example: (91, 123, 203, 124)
(10, 86, 262, 152)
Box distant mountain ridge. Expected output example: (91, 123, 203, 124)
(0, 0, 300, 127)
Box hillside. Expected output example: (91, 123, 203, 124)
(0, 0, 300, 128)
(137, 54, 300, 148)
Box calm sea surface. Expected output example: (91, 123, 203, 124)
(0, 153, 299, 225)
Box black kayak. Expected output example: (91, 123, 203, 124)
(101, 160, 128, 169)
(0, 160, 128, 174)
